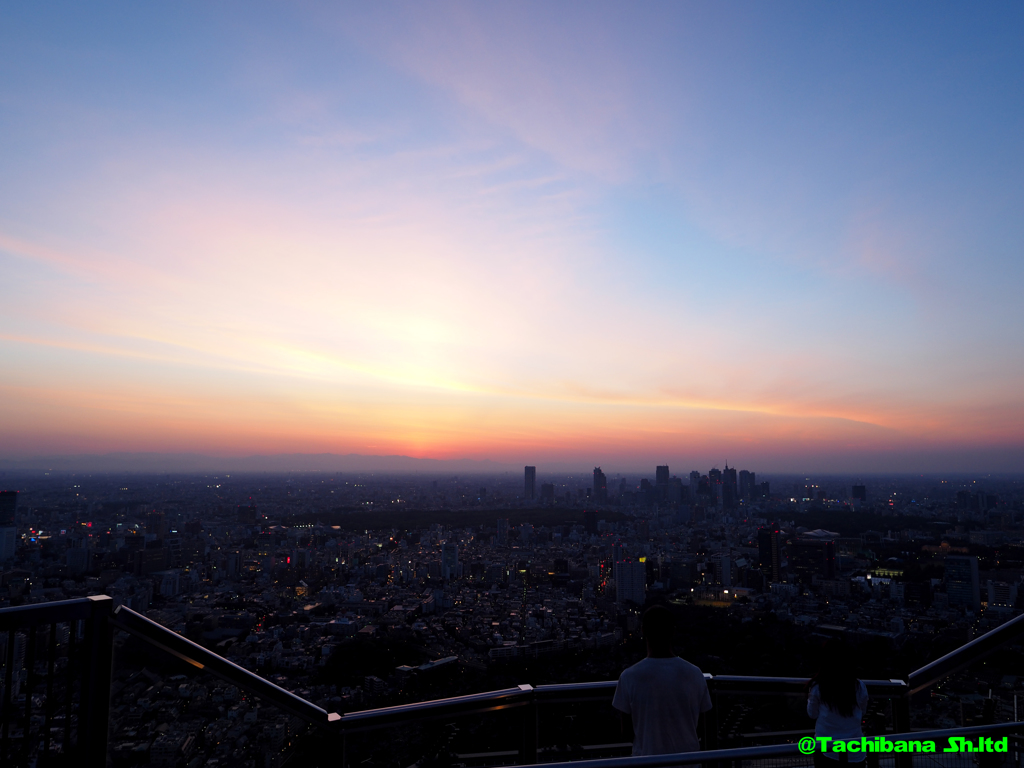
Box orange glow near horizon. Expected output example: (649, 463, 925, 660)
(3, 337, 1022, 472)
(3, 5, 1024, 473)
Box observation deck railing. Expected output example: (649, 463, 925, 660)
(2, 597, 1024, 766)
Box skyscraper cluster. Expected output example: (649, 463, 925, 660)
(521, 464, 766, 510)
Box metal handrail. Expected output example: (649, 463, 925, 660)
(515, 720, 1024, 768)
(4, 597, 1024, 766)
(535, 681, 617, 695)
(331, 678, 911, 733)
(339, 684, 535, 731)
(534, 680, 617, 704)
(908, 612, 1024, 695)
(710, 675, 908, 697)
(0, 595, 115, 764)
(110, 604, 341, 726)
(104, 607, 918, 737)
(0, 595, 102, 629)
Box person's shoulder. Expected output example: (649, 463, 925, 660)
(673, 656, 707, 677)
(618, 657, 649, 678)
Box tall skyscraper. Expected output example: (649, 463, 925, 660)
(770, 529, 783, 582)
(0, 490, 17, 526)
(852, 485, 867, 502)
(710, 552, 732, 588)
(583, 509, 598, 535)
(722, 464, 738, 510)
(540, 483, 555, 504)
(758, 526, 783, 582)
(689, 471, 701, 501)
(738, 470, 755, 500)
(0, 491, 16, 563)
(524, 466, 536, 501)
(639, 479, 653, 505)
(0, 527, 15, 563)
(707, 468, 721, 506)
(593, 467, 608, 501)
(615, 558, 647, 605)
(722, 464, 738, 502)
(496, 518, 509, 547)
(441, 542, 459, 581)
(946, 555, 981, 611)
(519, 524, 534, 546)
(667, 478, 684, 504)
(757, 529, 772, 570)
(655, 466, 670, 486)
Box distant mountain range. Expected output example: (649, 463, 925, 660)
(0, 452, 520, 475)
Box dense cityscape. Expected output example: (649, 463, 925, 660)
(2, 467, 1023, 766)
(5, 3, 1024, 767)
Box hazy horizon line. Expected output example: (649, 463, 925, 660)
(1, 451, 1021, 479)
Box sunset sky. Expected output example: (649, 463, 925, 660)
(2, 3, 1023, 473)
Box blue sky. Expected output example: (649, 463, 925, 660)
(1, 2, 1023, 471)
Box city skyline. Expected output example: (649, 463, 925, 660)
(0, 426, 1019, 765)
(3, 4, 1024, 473)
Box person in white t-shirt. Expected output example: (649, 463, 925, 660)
(612, 605, 713, 757)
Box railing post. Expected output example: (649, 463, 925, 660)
(892, 685, 912, 768)
(702, 678, 719, 751)
(1, 627, 15, 763)
(519, 685, 537, 765)
(79, 596, 114, 766)
(702, 677, 722, 768)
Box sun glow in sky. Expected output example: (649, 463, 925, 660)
(2, 2, 1024, 472)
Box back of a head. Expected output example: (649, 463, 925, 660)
(641, 605, 675, 653)
(815, 640, 858, 718)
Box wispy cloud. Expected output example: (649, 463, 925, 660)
(1, 2, 1022, 470)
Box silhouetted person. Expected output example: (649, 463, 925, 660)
(807, 643, 868, 767)
(612, 606, 712, 756)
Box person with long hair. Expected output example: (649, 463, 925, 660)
(807, 646, 869, 766)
